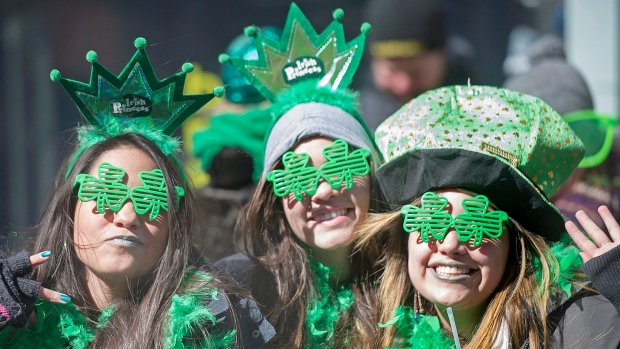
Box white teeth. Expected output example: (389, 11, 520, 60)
(315, 209, 348, 222)
(435, 265, 472, 276)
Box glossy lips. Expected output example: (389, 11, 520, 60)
(107, 235, 143, 247)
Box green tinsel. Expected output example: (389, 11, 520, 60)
(267, 79, 374, 141)
(385, 239, 584, 348)
(66, 119, 183, 180)
(270, 79, 361, 121)
(305, 260, 355, 349)
(0, 272, 234, 349)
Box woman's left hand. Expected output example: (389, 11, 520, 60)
(565, 205, 620, 263)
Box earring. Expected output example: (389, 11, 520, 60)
(413, 289, 425, 321)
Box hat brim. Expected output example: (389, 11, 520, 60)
(375, 148, 566, 241)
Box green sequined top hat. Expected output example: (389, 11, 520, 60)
(50, 37, 223, 178)
(219, 3, 381, 177)
(374, 85, 585, 241)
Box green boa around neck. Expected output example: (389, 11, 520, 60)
(380, 307, 455, 349)
(0, 272, 234, 349)
(305, 260, 355, 349)
(383, 240, 583, 349)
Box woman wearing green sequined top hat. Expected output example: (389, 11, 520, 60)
(215, 3, 383, 348)
(356, 85, 620, 348)
(0, 37, 275, 349)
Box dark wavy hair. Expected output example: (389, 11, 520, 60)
(30, 132, 236, 348)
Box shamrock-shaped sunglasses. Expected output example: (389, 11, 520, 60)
(401, 192, 509, 247)
(267, 139, 371, 201)
(73, 162, 185, 220)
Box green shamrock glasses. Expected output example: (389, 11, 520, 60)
(267, 139, 371, 201)
(401, 192, 508, 247)
(73, 162, 185, 220)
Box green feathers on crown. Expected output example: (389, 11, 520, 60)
(50, 37, 223, 138)
(218, 3, 371, 102)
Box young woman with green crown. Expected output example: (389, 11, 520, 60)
(357, 85, 620, 348)
(215, 3, 382, 348)
(0, 37, 274, 348)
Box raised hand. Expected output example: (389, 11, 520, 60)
(565, 205, 620, 262)
(0, 251, 70, 329)
(28, 252, 71, 305)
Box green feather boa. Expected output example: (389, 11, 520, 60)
(305, 260, 355, 349)
(0, 272, 234, 349)
(532, 240, 583, 297)
(380, 307, 455, 349)
(383, 240, 583, 349)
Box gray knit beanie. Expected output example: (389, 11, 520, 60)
(503, 34, 593, 115)
(262, 102, 381, 179)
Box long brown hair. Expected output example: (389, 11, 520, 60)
(237, 158, 381, 349)
(356, 198, 577, 349)
(31, 132, 235, 348)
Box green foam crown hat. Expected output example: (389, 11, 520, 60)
(374, 85, 585, 241)
(219, 3, 381, 177)
(218, 3, 371, 102)
(51, 37, 223, 177)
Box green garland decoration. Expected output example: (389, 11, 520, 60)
(0, 272, 234, 349)
(384, 240, 583, 349)
(305, 260, 355, 349)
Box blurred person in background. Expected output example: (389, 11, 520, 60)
(191, 27, 281, 263)
(504, 34, 620, 229)
(360, 0, 478, 132)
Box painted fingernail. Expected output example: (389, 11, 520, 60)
(41, 251, 51, 258)
(59, 294, 71, 303)
(27, 322, 35, 330)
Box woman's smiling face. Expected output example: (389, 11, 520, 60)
(407, 189, 510, 312)
(281, 136, 371, 253)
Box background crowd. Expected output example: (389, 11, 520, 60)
(4, 0, 611, 257)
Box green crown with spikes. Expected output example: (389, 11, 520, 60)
(219, 3, 371, 102)
(51, 37, 224, 179)
(51, 37, 222, 136)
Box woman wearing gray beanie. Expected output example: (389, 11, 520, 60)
(216, 4, 382, 348)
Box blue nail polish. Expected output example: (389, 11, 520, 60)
(41, 251, 51, 258)
(27, 322, 35, 330)
(59, 294, 71, 303)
